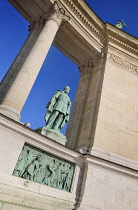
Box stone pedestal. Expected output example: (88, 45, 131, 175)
(35, 127, 67, 145)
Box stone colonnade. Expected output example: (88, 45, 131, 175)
(3, 0, 137, 162)
(0, 2, 69, 121)
(0, 0, 105, 153)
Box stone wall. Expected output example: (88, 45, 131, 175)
(0, 115, 138, 210)
(79, 157, 138, 210)
(93, 48, 138, 162)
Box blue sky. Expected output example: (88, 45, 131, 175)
(86, 0, 138, 38)
(0, 0, 138, 134)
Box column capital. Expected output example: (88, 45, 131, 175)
(79, 57, 100, 74)
(79, 51, 106, 75)
(48, 1, 70, 26)
(79, 60, 95, 74)
(28, 1, 70, 32)
(28, 16, 46, 32)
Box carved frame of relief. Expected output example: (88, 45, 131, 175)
(13, 143, 75, 192)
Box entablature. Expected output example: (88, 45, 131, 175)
(8, 0, 138, 66)
(106, 23, 138, 57)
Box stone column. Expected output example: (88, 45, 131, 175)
(0, 18, 43, 104)
(66, 53, 106, 153)
(0, 2, 69, 121)
(66, 61, 94, 150)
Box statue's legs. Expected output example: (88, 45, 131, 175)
(52, 113, 64, 131)
(46, 110, 59, 129)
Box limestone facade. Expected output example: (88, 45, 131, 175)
(93, 48, 138, 161)
(0, 0, 138, 209)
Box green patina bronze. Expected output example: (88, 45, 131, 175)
(45, 86, 72, 132)
(115, 20, 127, 29)
(13, 144, 75, 192)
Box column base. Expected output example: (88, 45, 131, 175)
(0, 104, 21, 122)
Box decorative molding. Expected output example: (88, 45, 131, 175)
(108, 53, 138, 75)
(62, 0, 104, 41)
(85, 156, 138, 179)
(108, 35, 138, 55)
(91, 146, 138, 171)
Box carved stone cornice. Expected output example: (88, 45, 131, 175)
(108, 35, 138, 55)
(108, 53, 138, 75)
(106, 23, 138, 55)
(61, 0, 104, 41)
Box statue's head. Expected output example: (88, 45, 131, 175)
(64, 86, 70, 93)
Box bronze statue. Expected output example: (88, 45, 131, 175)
(115, 20, 127, 29)
(45, 86, 72, 132)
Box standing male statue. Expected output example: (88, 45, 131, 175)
(45, 86, 71, 132)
